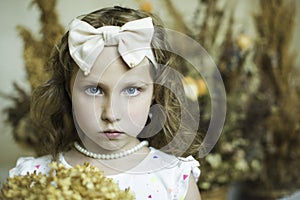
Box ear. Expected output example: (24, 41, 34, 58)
(152, 95, 155, 102)
(150, 91, 156, 105)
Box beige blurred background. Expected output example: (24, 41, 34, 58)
(0, 0, 299, 186)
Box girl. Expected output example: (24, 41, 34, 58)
(10, 6, 202, 200)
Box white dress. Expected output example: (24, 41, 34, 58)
(9, 147, 200, 200)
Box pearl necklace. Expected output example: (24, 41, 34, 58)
(74, 141, 149, 160)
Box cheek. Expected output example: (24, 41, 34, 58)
(126, 99, 151, 127)
(129, 106, 148, 123)
(72, 93, 99, 131)
(126, 88, 154, 127)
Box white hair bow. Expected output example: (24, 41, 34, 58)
(68, 17, 156, 76)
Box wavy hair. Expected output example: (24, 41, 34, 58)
(31, 6, 202, 159)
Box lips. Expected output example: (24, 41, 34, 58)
(102, 130, 123, 139)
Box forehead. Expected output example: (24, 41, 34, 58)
(75, 46, 154, 83)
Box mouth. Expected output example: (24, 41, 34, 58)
(101, 130, 123, 139)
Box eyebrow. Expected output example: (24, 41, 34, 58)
(121, 79, 152, 85)
(79, 79, 152, 88)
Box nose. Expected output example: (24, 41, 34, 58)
(100, 96, 120, 123)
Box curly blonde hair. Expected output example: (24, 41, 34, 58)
(31, 6, 202, 159)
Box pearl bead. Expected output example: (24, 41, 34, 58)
(74, 141, 149, 160)
(83, 68, 89, 76)
(129, 62, 136, 68)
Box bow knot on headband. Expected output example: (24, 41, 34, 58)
(68, 17, 156, 76)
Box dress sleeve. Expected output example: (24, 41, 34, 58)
(179, 156, 201, 182)
(173, 156, 201, 200)
(9, 155, 52, 177)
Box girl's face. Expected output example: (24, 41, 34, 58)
(71, 47, 154, 152)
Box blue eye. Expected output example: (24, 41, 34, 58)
(123, 87, 140, 96)
(85, 86, 103, 96)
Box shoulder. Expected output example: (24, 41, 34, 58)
(177, 155, 201, 182)
(132, 148, 201, 199)
(9, 154, 54, 177)
(149, 148, 201, 181)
